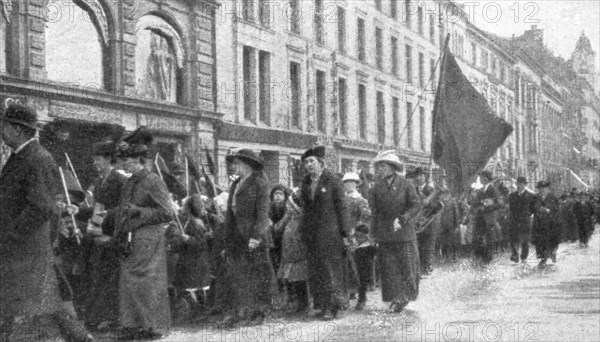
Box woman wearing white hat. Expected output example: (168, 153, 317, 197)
(369, 151, 421, 313)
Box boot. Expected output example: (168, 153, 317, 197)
(294, 282, 309, 313)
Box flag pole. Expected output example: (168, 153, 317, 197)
(65, 153, 90, 207)
(59, 167, 81, 245)
(429, 33, 452, 180)
(185, 156, 190, 198)
(154, 153, 185, 235)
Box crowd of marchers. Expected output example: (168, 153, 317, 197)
(0, 103, 597, 342)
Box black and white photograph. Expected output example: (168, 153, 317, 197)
(1, 0, 599, 341)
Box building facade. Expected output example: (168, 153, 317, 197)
(1, 0, 219, 186)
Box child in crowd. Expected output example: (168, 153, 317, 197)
(352, 224, 377, 310)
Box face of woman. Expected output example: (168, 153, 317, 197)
(375, 162, 394, 179)
(119, 157, 141, 174)
(304, 156, 322, 177)
(344, 181, 357, 193)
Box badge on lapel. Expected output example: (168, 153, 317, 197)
(321, 187, 327, 193)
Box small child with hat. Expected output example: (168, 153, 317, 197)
(352, 224, 377, 310)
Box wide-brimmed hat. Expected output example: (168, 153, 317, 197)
(536, 180, 551, 189)
(301, 145, 326, 161)
(480, 170, 494, 182)
(115, 126, 153, 158)
(0, 103, 41, 130)
(342, 172, 362, 185)
(372, 150, 402, 171)
(92, 141, 115, 157)
(226, 149, 264, 170)
(516, 176, 527, 184)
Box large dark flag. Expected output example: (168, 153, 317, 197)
(432, 43, 513, 195)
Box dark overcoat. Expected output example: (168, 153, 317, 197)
(301, 169, 351, 310)
(0, 141, 62, 318)
(471, 184, 503, 259)
(111, 168, 172, 333)
(224, 171, 276, 311)
(532, 193, 561, 259)
(173, 218, 211, 289)
(507, 190, 536, 241)
(369, 172, 421, 304)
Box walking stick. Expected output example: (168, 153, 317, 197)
(59, 167, 81, 245)
(65, 153, 89, 207)
(154, 154, 185, 235)
(185, 156, 190, 198)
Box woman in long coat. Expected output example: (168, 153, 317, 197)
(111, 131, 173, 340)
(369, 151, 421, 312)
(300, 146, 351, 320)
(218, 149, 275, 327)
(532, 181, 561, 266)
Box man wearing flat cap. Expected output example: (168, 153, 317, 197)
(369, 151, 421, 313)
(0, 103, 73, 341)
(531, 181, 560, 266)
(470, 170, 503, 264)
(507, 177, 535, 263)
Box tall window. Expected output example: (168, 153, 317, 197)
(375, 0, 382, 11)
(0, 4, 6, 74)
(358, 84, 367, 140)
(357, 18, 365, 62)
(429, 14, 435, 43)
(393, 96, 400, 145)
(377, 91, 385, 144)
(337, 7, 346, 54)
(290, 0, 300, 33)
(430, 58, 436, 89)
(405, 44, 412, 82)
(243, 46, 257, 122)
(259, 51, 271, 124)
(515, 121, 520, 158)
(46, 1, 106, 88)
(290, 62, 301, 129)
(391, 36, 398, 76)
(406, 101, 413, 149)
(242, 0, 255, 21)
(471, 42, 477, 65)
(491, 56, 497, 76)
(390, 0, 398, 19)
(419, 106, 425, 150)
(135, 16, 184, 103)
(481, 50, 488, 71)
(417, 6, 423, 35)
(375, 27, 383, 70)
(259, 0, 270, 27)
(316, 70, 326, 132)
(500, 63, 506, 82)
(314, 0, 324, 45)
(339, 78, 348, 135)
(405, 0, 412, 29)
(418, 52, 424, 87)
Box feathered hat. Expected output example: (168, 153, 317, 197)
(372, 150, 402, 171)
(115, 126, 153, 158)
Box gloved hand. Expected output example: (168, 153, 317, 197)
(125, 204, 143, 218)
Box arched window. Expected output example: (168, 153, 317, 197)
(135, 15, 184, 103)
(45, 0, 108, 88)
(0, 0, 11, 73)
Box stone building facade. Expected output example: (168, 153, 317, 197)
(0, 0, 220, 186)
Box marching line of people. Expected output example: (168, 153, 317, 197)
(1, 103, 598, 342)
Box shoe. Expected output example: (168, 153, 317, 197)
(216, 315, 238, 329)
(322, 309, 337, 321)
(389, 300, 407, 313)
(551, 252, 557, 263)
(355, 301, 365, 311)
(349, 293, 357, 300)
(538, 259, 547, 267)
(510, 255, 518, 263)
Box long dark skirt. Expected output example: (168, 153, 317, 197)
(377, 241, 420, 304)
(119, 227, 171, 333)
(226, 248, 276, 313)
(532, 219, 561, 260)
(85, 244, 120, 326)
(307, 250, 348, 311)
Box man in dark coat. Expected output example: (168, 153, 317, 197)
(470, 171, 503, 264)
(532, 181, 561, 266)
(507, 177, 535, 263)
(301, 146, 351, 320)
(110, 128, 173, 340)
(0, 104, 69, 341)
(369, 151, 421, 313)
(218, 149, 275, 327)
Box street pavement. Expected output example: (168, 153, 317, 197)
(99, 230, 600, 341)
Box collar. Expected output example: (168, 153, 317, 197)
(347, 189, 362, 199)
(483, 183, 491, 192)
(13, 137, 38, 154)
(356, 240, 372, 248)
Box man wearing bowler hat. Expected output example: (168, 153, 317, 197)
(507, 177, 536, 263)
(0, 103, 74, 341)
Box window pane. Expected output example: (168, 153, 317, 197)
(135, 29, 178, 102)
(45, 4, 103, 88)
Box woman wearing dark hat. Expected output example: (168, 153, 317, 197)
(532, 181, 561, 266)
(218, 149, 275, 327)
(300, 145, 351, 320)
(110, 128, 173, 340)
